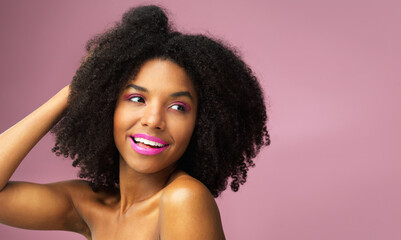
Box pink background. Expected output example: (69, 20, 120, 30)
(1, 0, 400, 239)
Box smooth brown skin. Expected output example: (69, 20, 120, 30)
(0, 59, 226, 239)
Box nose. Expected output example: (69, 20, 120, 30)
(140, 104, 166, 130)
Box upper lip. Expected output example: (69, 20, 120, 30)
(131, 133, 169, 145)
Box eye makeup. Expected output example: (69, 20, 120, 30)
(123, 93, 191, 112)
(124, 93, 145, 102)
(170, 101, 191, 112)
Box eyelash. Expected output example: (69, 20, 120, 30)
(124, 94, 190, 112)
(169, 102, 190, 112)
(126, 94, 145, 103)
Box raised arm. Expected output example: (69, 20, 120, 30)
(0, 86, 88, 235)
(0, 86, 69, 190)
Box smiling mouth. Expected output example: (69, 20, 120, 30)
(131, 136, 168, 148)
(129, 134, 170, 156)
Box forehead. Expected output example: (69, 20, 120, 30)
(126, 59, 196, 95)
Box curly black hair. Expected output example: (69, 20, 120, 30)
(51, 5, 270, 197)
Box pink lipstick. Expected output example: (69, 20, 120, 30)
(129, 133, 169, 155)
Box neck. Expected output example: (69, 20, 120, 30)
(118, 158, 176, 214)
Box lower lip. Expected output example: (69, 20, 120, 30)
(129, 137, 168, 155)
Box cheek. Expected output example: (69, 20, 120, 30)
(171, 117, 196, 148)
(113, 104, 132, 130)
(113, 109, 122, 134)
(113, 106, 129, 141)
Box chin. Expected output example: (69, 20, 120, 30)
(124, 159, 177, 175)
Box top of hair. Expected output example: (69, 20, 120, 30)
(122, 5, 168, 28)
(52, 5, 270, 198)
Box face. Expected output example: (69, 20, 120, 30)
(113, 59, 197, 175)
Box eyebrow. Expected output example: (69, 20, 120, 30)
(126, 84, 194, 100)
(126, 84, 147, 92)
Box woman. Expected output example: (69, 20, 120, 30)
(0, 5, 270, 239)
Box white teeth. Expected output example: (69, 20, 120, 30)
(134, 137, 165, 147)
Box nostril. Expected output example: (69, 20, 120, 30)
(141, 115, 165, 130)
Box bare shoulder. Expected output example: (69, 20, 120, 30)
(52, 179, 96, 200)
(53, 179, 118, 238)
(53, 179, 91, 190)
(58, 179, 115, 198)
(159, 172, 226, 240)
(162, 173, 213, 203)
(59, 179, 119, 208)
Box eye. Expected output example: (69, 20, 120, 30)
(127, 95, 145, 103)
(169, 102, 190, 112)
